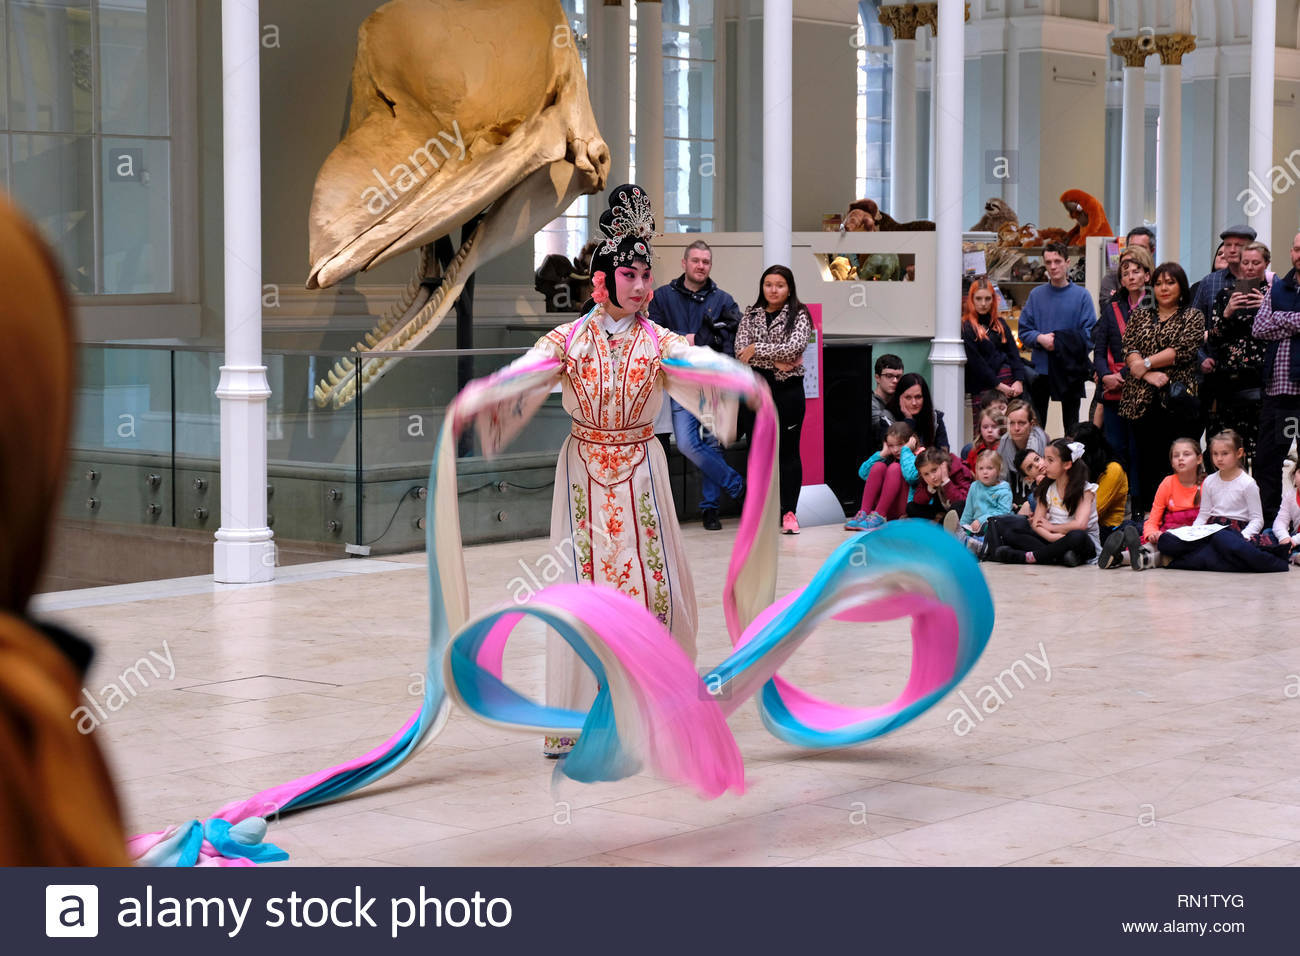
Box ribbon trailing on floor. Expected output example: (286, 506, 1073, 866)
(130, 337, 992, 865)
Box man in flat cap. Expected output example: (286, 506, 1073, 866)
(1192, 224, 1257, 322)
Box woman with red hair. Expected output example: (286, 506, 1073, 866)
(961, 277, 1029, 415)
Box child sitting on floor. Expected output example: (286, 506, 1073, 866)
(1273, 464, 1300, 566)
(1099, 437, 1202, 570)
(965, 407, 1007, 473)
(846, 421, 915, 531)
(906, 447, 973, 532)
(1137, 430, 1289, 573)
(960, 449, 1013, 553)
(988, 439, 1100, 566)
(1013, 446, 1045, 515)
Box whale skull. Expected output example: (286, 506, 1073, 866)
(308, 0, 609, 408)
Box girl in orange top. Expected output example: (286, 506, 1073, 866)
(1142, 437, 1204, 542)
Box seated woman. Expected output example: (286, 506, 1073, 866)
(997, 399, 1048, 506)
(889, 372, 949, 451)
(987, 439, 1100, 567)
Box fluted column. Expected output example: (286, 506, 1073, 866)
(1155, 34, 1195, 259)
(215, 0, 274, 583)
(1111, 36, 1151, 233)
(1250, 0, 1275, 243)
(635, 1, 664, 212)
(878, 4, 922, 219)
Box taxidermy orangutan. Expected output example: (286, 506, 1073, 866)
(971, 198, 1018, 234)
(1060, 189, 1113, 245)
(842, 198, 934, 232)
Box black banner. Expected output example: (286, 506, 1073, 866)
(3, 867, 1290, 953)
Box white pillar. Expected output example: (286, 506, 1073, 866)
(929, 0, 964, 430)
(1155, 35, 1194, 265)
(927, 51, 937, 218)
(1249, 0, 1275, 244)
(1118, 59, 1147, 233)
(635, 1, 664, 215)
(214, 0, 273, 583)
(890, 37, 918, 218)
(606, 1, 631, 187)
(762, 0, 792, 265)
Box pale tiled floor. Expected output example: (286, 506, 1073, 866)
(36, 523, 1300, 867)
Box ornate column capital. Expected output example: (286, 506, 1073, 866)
(879, 3, 923, 41)
(1110, 36, 1152, 69)
(1153, 33, 1197, 66)
(908, 3, 969, 37)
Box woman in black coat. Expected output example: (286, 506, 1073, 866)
(962, 277, 1027, 414)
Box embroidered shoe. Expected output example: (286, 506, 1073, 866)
(543, 734, 578, 758)
(781, 511, 800, 534)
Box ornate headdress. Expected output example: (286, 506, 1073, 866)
(590, 183, 656, 308)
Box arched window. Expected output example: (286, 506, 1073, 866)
(856, 1, 892, 203)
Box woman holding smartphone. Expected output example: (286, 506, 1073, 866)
(1205, 241, 1273, 466)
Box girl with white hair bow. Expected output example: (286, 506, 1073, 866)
(985, 438, 1101, 566)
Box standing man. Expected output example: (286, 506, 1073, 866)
(1098, 226, 1155, 312)
(648, 240, 745, 530)
(871, 353, 904, 443)
(1192, 224, 1255, 320)
(1017, 241, 1097, 431)
(1253, 232, 1300, 527)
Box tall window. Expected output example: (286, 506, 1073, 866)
(856, 1, 891, 202)
(535, 0, 590, 268)
(0, 0, 173, 294)
(660, 0, 714, 232)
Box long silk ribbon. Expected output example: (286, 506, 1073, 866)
(132, 337, 992, 864)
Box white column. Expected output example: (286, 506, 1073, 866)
(929, 0, 964, 430)
(762, 0, 792, 265)
(605, 1, 631, 187)
(1155, 35, 1194, 264)
(1249, 0, 1275, 243)
(1118, 59, 1147, 233)
(635, 1, 664, 213)
(890, 37, 918, 219)
(927, 50, 937, 218)
(214, 0, 273, 583)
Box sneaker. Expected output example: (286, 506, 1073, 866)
(861, 511, 887, 530)
(702, 508, 722, 531)
(1292, 551, 1300, 567)
(1132, 543, 1158, 571)
(1061, 551, 1082, 568)
(993, 546, 1027, 564)
(942, 510, 960, 535)
(781, 511, 800, 534)
(965, 535, 987, 560)
(844, 510, 869, 531)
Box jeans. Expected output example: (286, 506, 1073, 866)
(670, 399, 744, 512)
